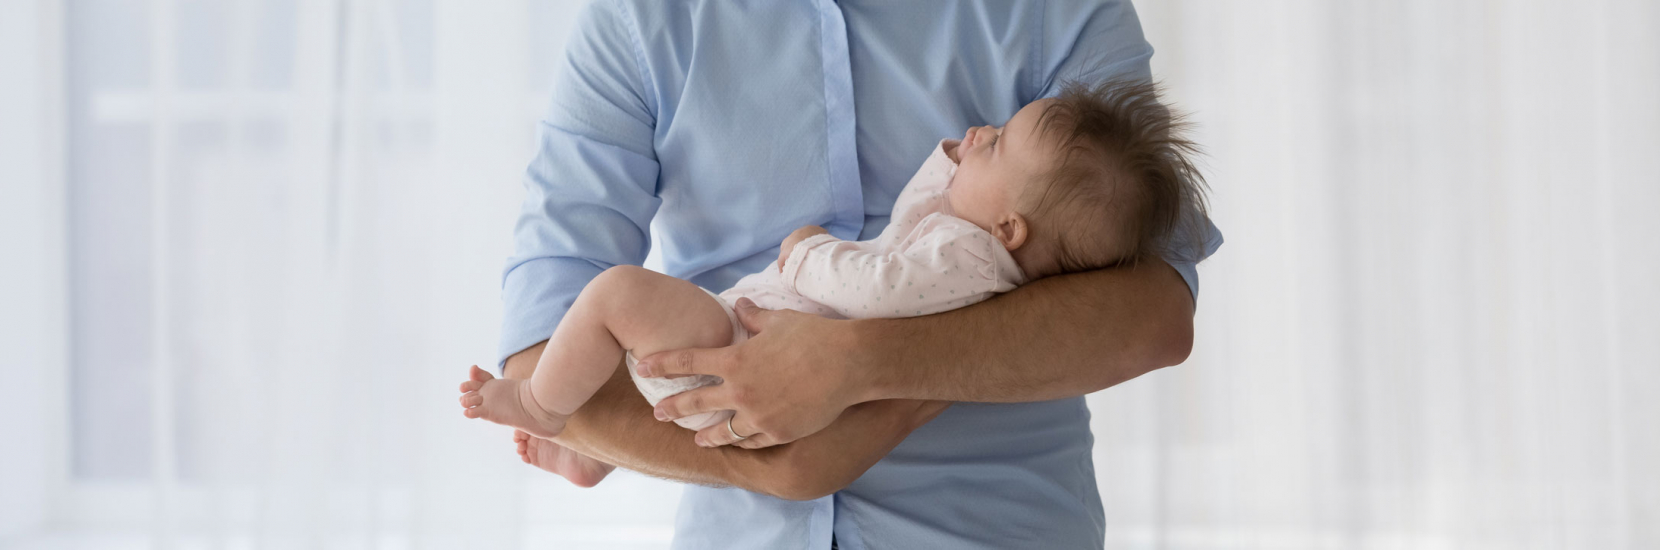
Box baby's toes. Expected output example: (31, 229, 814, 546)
(461, 392, 487, 418)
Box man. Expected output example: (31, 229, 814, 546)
(498, 1, 1222, 548)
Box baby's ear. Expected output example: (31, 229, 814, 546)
(993, 213, 1029, 252)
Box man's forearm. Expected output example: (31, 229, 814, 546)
(854, 260, 1195, 403)
(505, 341, 941, 499)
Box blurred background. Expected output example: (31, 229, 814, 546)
(1, 0, 1655, 549)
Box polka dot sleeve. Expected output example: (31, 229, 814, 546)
(782, 219, 1006, 319)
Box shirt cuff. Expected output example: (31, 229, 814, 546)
(496, 256, 603, 374)
(780, 233, 841, 293)
(1164, 213, 1225, 304)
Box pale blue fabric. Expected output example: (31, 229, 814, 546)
(501, 1, 1223, 548)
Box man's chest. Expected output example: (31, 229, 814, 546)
(642, 3, 1036, 211)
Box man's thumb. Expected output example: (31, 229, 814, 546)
(732, 297, 773, 334)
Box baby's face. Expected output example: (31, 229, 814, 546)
(947, 99, 1056, 245)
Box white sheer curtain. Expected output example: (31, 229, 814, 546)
(1088, 1, 1659, 548)
(3, 0, 1656, 549)
(7, 0, 679, 548)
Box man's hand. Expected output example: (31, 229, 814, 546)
(776, 225, 830, 271)
(634, 297, 868, 449)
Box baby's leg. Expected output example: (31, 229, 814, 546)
(459, 266, 733, 438)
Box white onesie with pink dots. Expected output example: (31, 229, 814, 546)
(628, 140, 1026, 430)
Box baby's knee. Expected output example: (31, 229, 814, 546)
(592, 264, 654, 290)
(583, 265, 662, 311)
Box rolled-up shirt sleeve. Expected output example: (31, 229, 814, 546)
(499, 1, 661, 370)
(1036, 0, 1223, 302)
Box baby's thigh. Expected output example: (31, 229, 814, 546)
(722, 284, 838, 318)
(585, 266, 735, 358)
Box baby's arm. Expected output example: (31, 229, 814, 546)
(781, 221, 1005, 319)
(776, 225, 831, 271)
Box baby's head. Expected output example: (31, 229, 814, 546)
(947, 79, 1209, 279)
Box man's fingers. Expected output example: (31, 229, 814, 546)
(693, 415, 754, 448)
(653, 386, 732, 422)
(636, 347, 729, 378)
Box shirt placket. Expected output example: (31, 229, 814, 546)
(816, 0, 864, 241)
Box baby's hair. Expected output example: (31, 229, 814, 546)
(1022, 78, 1210, 275)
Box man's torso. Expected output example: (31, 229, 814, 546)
(583, 1, 1150, 547)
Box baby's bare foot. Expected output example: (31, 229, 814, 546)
(458, 365, 569, 439)
(514, 430, 615, 487)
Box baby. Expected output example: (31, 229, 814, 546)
(459, 78, 1208, 484)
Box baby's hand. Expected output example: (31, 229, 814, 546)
(777, 225, 830, 271)
(942, 139, 962, 163)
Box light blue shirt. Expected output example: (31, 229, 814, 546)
(501, 1, 1223, 548)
